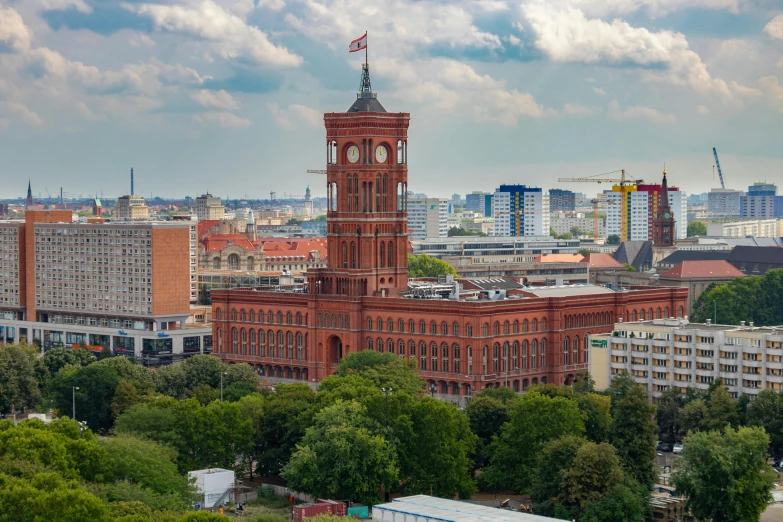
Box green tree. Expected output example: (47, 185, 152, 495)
(656, 388, 683, 441)
(579, 478, 648, 522)
(577, 248, 594, 257)
(407, 254, 457, 278)
(687, 221, 707, 237)
(335, 351, 424, 396)
(606, 234, 621, 245)
(113, 399, 179, 448)
(560, 442, 624, 510)
(0, 344, 42, 414)
(255, 384, 316, 476)
(447, 226, 485, 237)
(704, 385, 738, 431)
(466, 394, 510, 469)
(672, 426, 775, 522)
(746, 389, 783, 460)
(679, 398, 708, 434)
(572, 370, 595, 394)
(530, 435, 585, 516)
(0, 472, 109, 522)
(577, 393, 612, 443)
(623, 263, 636, 272)
(335, 350, 397, 376)
(609, 375, 657, 487)
(483, 391, 585, 492)
(48, 362, 121, 432)
(42, 346, 96, 375)
(281, 400, 398, 505)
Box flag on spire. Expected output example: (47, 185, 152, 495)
(349, 33, 367, 52)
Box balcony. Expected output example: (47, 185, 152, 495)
(742, 359, 763, 368)
(696, 356, 715, 365)
(742, 344, 762, 355)
(767, 374, 783, 384)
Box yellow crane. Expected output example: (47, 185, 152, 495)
(559, 170, 643, 242)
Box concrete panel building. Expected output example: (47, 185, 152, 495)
(408, 198, 448, 240)
(493, 185, 549, 237)
(196, 193, 226, 221)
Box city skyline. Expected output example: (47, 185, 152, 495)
(0, 1, 782, 198)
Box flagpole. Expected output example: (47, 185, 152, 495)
(365, 30, 368, 70)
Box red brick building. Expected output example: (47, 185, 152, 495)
(211, 68, 688, 397)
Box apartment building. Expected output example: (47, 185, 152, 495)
(408, 198, 448, 240)
(590, 318, 783, 400)
(116, 195, 150, 220)
(707, 218, 783, 238)
(196, 193, 225, 221)
(0, 211, 204, 362)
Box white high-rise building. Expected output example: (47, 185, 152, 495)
(493, 185, 549, 237)
(408, 198, 448, 240)
(604, 188, 687, 241)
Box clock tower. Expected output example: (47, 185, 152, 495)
(308, 63, 410, 297)
(653, 166, 675, 247)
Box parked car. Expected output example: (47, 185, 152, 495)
(673, 442, 684, 454)
(659, 442, 673, 452)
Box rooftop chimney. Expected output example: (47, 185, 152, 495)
(706, 318, 711, 325)
(740, 321, 745, 326)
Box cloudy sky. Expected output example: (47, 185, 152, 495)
(0, 0, 782, 200)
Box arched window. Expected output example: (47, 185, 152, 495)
(664, 307, 669, 318)
(232, 328, 238, 353)
(503, 321, 509, 334)
(351, 242, 357, 269)
(420, 341, 427, 370)
(268, 330, 275, 354)
(513, 320, 519, 334)
(339, 315, 344, 329)
(345, 315, 349, 329)
(431, 342, 438, 372)
(216, 308, 222, 321)
(399, 319, 404, 332)
(656, 308, 661, 319)
(259, 329, 266, 356)
(297, 332, 304, 360)
(277, 311, 283, 324)
(584, 336, 589, 364)
(249, 310, 255, 322)
(532, 319, 538, 332)
(523, 319, 529, 333)
(231, 309, 237, 321)
(409, 319, 414, 333)
(493, 322, 499, 335)
(368, 338, 374, 350)
(453, 344, 461, 374)
(228, 253, 240, 270)
(492, 343, 499, 373)
(342, 242, 348, 268)
(678, 306, 684, 318)
(420, 320, 426, 334)
(442, 342, 449, 373)
(632, 310, 637, 321)
(212, 257, 220, 269)
(430, 321, 437, 334)
(466, 324, 473, 337)
(388, 241, 394, 267)
(541, 318, 546, 331)
(453, 322, 460, 336)
(512, 341, 519, 370)
(541, 339, 547, 367)
(482, 323, 489, 336)
(388, 339, 394, 353)
(564, 336, 570, 365)
(398, 339, 405, 356)
(278, 331, 285, 358)
(250, 329, 256, 355)
(441, 321, 448, 335)
(287, 312, 292, 325)
(296, 312, 302, 325)
(268, 311, 274, 323)
(531, 340, 538, 369)
(649, 308, 654, 320)
(502, 342, 509, 372)
(522, 340, 528, 369)
(573, 335, 580, 364)
(217, 328, 222, 352)
(247, 257, 254, 270)
(377, 337, 384, 352)
(385, 318, 392, 331)
(380, 242, 385, 268)
(367, 317, 373, 330)
(378, 318, 383, 331)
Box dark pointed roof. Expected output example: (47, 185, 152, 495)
(347, 62, 386, 113)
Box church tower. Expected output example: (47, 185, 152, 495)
(26, 181, 33, 210)
(245, 209, 257, 242)
(653, 165, 675, 247)
(309, 63, 410, 297)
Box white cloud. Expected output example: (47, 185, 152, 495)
(126, 0, 302, 68)
(729, 81, 761, 98)
(193, 111, 251, 127)
(760, 76, 783, 111)
(0, 101, 43, 126)
(521, 3, 731, 98)
(268, 102, 322, 128)
(564, 0, 740, 18)
(130, 33, 156, 48)
(609, 100, 676, 124)
(190, 89, 239, 110)
(563, 103, 598, 115)
(696, 105, 710, 115)
(592, 86, 606, 95)
(0, 6, 31, 52)
(764, 15, 783, 41)
(39, 0, 92, 13)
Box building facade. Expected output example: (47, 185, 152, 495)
(408, 198, 448, 240)
(0, 211, 200, 361)
(590, 318, 783, 400)
(550, 212, 604, 238)
(493, 185, 549, 237)
(211, 69, 688, 399)
(411, 236, 581, 261)
(707, 189, 742, 220)
(196, 194, 226, 221)
(116, 195, 150, 220)
(549, 189, 576, 212)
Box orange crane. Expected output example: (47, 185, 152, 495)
(559, 170, 643, 242)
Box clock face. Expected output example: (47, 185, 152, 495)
(664, 213, 671, 218)
(375, 145, 388, 163)
(347, 145, 359, 164)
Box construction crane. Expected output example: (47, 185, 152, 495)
(712, 147, 726, 189)
(588, 198, 614, 240)
(307, 169, 327, 175)
(559, 170, 643, 242)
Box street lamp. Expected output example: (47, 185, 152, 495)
(72, 386, 79, 420)
(381, 387, 393, 429)
(429, 383, 437, 397)
(220, 372, 227, 402)
(713, 300, 717, 324)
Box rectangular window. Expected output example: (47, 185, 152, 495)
(183, 336, 201, 353)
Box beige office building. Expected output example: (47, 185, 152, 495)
(116, 195, 150, 220)
(196, 194, 225, 221)
(590, 318, 783, 400)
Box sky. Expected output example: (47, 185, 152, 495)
(0, 0, 782, 201)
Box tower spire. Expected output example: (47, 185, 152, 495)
(26, 180, 33, 210)
(360, 31, 372, 94)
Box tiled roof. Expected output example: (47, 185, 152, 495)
(258, 238, 328, 262)
(197, 219, 221, 240)
(202, 234, 257, 253)
(580, 253, 624, 269)
(658, 250, 730, 266)
(661, 260, 746, 279)
(533, 253, 585, 263)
